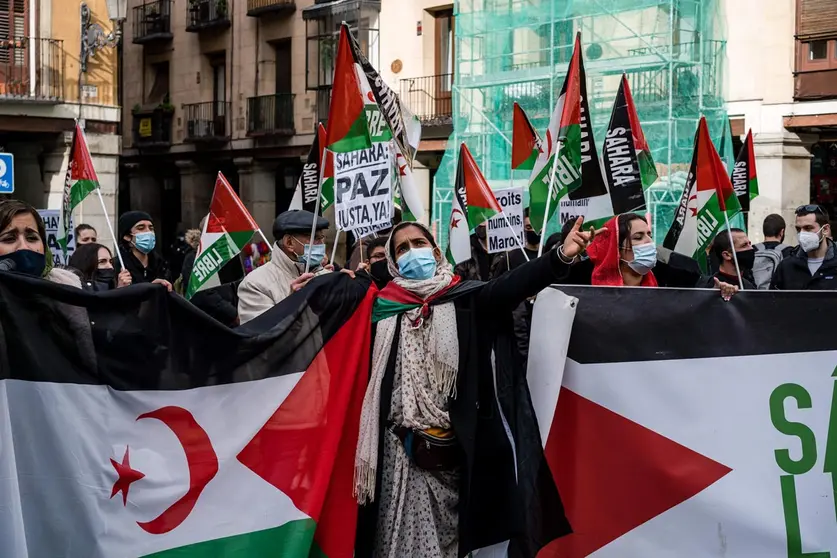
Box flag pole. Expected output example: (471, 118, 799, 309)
(330, 229, 341, 266)
(723, 210, 744, 290)
(304, 148, 328, 275)
(256, 229, 273, 252)
(93, 187, 125, 270)
(502, 213, 529, 261)
(538, 140, 563, 257)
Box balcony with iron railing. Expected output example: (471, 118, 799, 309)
(247, 0, 295, 17)
(132, 0, 173, 45)
(184, 101, 230, 142)
(186, 0, 231, 32)
(132, 106, 174, 149)
(399, 74, 452, 135)
(0, 37, 64, 103)
(247, 93, 295, 136)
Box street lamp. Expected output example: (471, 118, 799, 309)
(80, 0, 127, 73)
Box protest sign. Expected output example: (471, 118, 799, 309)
(486, 186, 524, 254)
(558, 193, 613, 231)
(38, 209, 74, 265)
(334, 142, 393, 237)
(530, 285, 837, 558)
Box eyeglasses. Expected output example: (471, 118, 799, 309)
(796, 204, 827, 216)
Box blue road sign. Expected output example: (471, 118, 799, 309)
(0, 153, 13, 194)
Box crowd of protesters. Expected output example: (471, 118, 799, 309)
(2, 195, 837, 558)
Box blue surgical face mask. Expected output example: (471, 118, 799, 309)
(133, 232, 156, 254)
(398, 247, 437, 280)
(0, 249, 46, 277)
(292, 237, 326, 268)
(624, 242, 657, 275)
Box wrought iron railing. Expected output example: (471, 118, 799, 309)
(246, 0, 295, 17)
(186, 0, 231, 31)
(132, 0, 173, 43)
(0, 37, 64, 102)
(184, 101, 230, 141)
(399, 74, 453, 124)
(247, 93, 295, 136)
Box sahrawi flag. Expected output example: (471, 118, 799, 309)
(325, 24, 372, 154)
(561, 34, 613, 231)
(447, 142, 502, 265)
(663, 117, 741, 268)
(603, 74, 658, 214)
(0, 268, 374, 558)
(57, 123, 99, 253)
(527, 32, 582, 233)
(731, 129, 759, 212)
(512, 102, 542, 171)
(290, 123, 327, 213)
(186, 172, 260, 299)
(530, 285, 837, 557)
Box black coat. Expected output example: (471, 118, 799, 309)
(695, 270, 757, 290)
(113, 241, 170, 285)
(770, 242, 837, 290)
(356, 249, 573, 558)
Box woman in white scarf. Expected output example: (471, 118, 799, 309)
(355, 219, 599, 558)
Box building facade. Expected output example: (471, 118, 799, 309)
(0, 0, 121, 246)
(726, 0, 837, 243)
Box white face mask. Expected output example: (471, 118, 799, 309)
(798, 228, 825, 253)
(622, 242, 657, 275)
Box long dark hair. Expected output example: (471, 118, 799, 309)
(68, 243, 111, 281)
(617, 212, 647, 251)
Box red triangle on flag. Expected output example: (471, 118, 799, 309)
(70, 124, 100, 183)
(559, 33, 582, 132)
(540, 388, 731, 558)
(512, 102, 540, 169)
(695, 117, 735, 211)
(460, 143, 502, 213)
(622, 75, 651, 154)
(205, 172, 259, 235)
(237, 289, 375, 558)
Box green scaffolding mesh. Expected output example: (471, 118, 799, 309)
(432, 0, 729, 246)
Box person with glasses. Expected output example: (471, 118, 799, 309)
(68, 243, 132, 292)
(770, 205, 837, 290)
(237, 209, 331, 324)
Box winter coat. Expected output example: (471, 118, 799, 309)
(113, 240, 170, 284)
(695, 270, 757, 290)
(237, 245, 330, 324)
(454, 236, 505, 281)
(770, 242, 837, 290)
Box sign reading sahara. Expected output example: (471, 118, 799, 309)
(529, 285, 837, 558)
(486, 187, 524, 254)
(38, 209, 74, 265)
(334, 142, 393, 236)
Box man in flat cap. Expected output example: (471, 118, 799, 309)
(237, 209, 330, 324)
(113, 210, 171, 289)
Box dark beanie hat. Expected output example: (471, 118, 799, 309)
(118, 211, 152, 239)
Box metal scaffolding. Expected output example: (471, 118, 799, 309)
(433, 0, 728, 243)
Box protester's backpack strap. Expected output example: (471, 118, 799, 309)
(753, 242, 783, 290)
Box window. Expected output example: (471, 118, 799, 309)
(435, 10, 453, 78)
(211, 55, 225, 105)
(147, 61, 169, 104)
(809, 40, 828, 60)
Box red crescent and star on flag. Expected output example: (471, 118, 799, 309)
(109, 406, 219, 535)
(450, 208, 464, 229)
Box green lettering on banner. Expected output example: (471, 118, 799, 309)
(824, 368, 837, 524)
(779, 475, 831, 558)
(770, 383, 818, 475)
(187, 237, 233, 299)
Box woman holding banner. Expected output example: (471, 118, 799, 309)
(353, 218, 600, 557)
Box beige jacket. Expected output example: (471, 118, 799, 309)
(237, 244, 305, 324)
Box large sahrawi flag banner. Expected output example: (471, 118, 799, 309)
(529, 286, 837, 557)
(0, 272, 373, 557)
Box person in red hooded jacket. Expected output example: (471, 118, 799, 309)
(584, 212, 739, 299)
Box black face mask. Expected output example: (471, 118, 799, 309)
(735, 248, 756, 272)
(0, 249, 46, 277)
(475, 227, 487, 240)
(525, 230, 541, 246)
(94, 268, 116, 287)
(369, 259, 392, 289)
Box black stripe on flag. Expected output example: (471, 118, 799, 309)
(567, 52, 608, 202)
(0, 271, 372, 390)
(556, 285, 837, 363)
